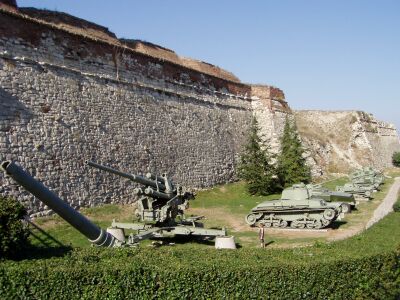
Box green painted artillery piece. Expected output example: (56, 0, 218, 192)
(86, 160, 193, 225)
(350, 167, 384, 189)
(306, 183, 355, 213)
(245, 184, 342, 229)
(1, 160, 226, 247)
(336, 183, 373, 199)
(336, 166, 384, 200)
(1, 160, 117, 247)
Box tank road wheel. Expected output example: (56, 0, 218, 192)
(264, 222, 272, 228)
(297, 222, 305, 229)
(321, 218, 330, 228)
(280, 220, 288, 228)
(291, 220, 300, 228)
(313, 220, 322, 229)
(245, 214, 258, 226)
(340, 203, 351, 214)
(323, 209, 336, 220)
(306, 222, 315, 229)
(272, 221, 280, 228)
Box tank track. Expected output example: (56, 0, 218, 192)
(245, 208, 337, 229)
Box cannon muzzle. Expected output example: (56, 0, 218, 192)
(1, 161, 116, 247)
(86, 160, 166, 191)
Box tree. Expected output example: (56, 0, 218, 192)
(238, 117, 277, 195)
(276, 117, 311, 188)
(392, 151, 400, 167)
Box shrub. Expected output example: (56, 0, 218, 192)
(0, 248, 399, 299)
(392, 152, 400, 167)
(0, 196, 29, 258)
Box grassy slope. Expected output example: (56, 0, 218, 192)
(26, 169, 399, 250)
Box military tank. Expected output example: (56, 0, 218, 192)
(245, 185, 342, 229)
(335, 183, 373, 199)
(306, 183, 355, 213)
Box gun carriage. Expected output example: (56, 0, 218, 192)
(1, 160, 226, 247)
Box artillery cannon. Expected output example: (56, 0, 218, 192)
(86, 160, 194, 225)
(1, 161, 117, 247)
(350, 167, 384, 190)
(336, 183, 373, 200)
(1, 160, 226, 247)
(306, 183, 355, 213)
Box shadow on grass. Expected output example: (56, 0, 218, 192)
(330, 220, 348, 230)
(265, 240, 275, 247)
(8, 220, 74, 261)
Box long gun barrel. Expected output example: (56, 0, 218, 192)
(1, 161, 116, 247)
(86, 160, 166, 191)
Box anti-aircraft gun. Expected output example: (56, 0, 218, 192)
(350, 167, 384, 190)
(1, 160, 226, 247)
(86, 160, 194, 226)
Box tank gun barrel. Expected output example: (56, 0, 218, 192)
(1, 161, 115, 247)
(86, 160, 166, 191)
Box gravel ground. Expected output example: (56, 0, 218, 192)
(365, 177, 400, 229)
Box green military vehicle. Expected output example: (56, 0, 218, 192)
(1, 160, 226, 247)
(306, 183, 355, 213)
(245, 184, 342, 229)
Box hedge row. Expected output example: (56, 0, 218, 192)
(0, 247, 399, 299)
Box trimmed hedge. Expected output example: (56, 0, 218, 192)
(0, 247, 399, 299)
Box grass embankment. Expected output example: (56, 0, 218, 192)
(1, 170, 399, 299)
(1, 207, 399, 299)
(27, 170, 398, 249)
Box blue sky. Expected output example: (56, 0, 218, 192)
(18, 0, 400, 131)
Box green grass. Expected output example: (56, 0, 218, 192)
(320, 176, 349, 190)
(192, 181, 280, 213)
(14, 209, 400, 263)
(27, 173, 396, 250)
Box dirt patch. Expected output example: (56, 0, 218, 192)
(187, 207, 249, 232)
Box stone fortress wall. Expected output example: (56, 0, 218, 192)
(0, 2, 399, 216)
(295, 110, 400, 175)
(0, 7, 258, 216)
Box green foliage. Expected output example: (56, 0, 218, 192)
(392, 151, 400, 167)
(0, 196, 29, 258)
(238, 117, 277, 195)
(393, 193, 400, 212)
(1, 194, 400, 298)
(277, 117, 311, 188)
(0, 245, 398, 299)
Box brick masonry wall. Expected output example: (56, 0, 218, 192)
(0, 11, 253, 216)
